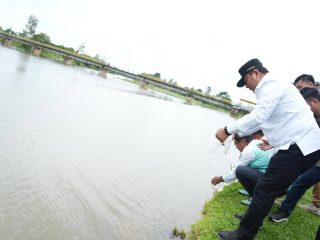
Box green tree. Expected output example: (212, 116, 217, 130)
(32, 32, 51, 44)
(22, 15, 38, 38)
(5, 28, 15, 35)
(153, 72, 161, 78)
(216, 91, 231, 100)
(197, 89, 203, 94)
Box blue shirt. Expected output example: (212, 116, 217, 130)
(223, 140, 270, 183)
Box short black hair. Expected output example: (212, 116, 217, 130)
(234, 134, 253, 144)
(252, 130, 264, 137)
(294, 74, 315, 85)
(300, 87, 320, 100)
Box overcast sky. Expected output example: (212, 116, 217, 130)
(1, 0, 319, 102)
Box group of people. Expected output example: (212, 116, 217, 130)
(211, 58, 320, 240)
(269, 75, 320, 223)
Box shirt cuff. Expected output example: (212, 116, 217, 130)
(226, 123, 237, 134)
(222, 174, 233, 183)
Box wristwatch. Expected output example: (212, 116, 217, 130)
(224, 126, 231, 136)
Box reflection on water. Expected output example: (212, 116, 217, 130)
(16, 53, 30, 74)
(0, 46, 238, 240)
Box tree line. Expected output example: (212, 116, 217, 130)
(1, 15, 232, 102)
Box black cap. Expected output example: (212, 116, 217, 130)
(237, 58, 269, 87)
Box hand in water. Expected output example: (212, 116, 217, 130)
(211, 176, 222, 185)
(215, 127, 229, 143)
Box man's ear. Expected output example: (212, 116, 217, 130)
(254, 69, 263, 78)
(309, 98, 317, 106)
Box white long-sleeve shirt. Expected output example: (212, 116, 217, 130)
(223, 140, 270, 183)
(227, 79, 320, 156)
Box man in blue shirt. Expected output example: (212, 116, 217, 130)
(211, 134, 270, 197)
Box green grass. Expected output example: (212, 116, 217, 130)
(0, 30, 105, 65)
(40, 50, 64, 62)
(148, 85, 231, 113)
(1, 39, 101, 71)
(189, 182, 320, 240)
(119, 77, 232, 114)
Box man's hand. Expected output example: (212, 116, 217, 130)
(215, 127, 229, 143)
(211, 176, 223, 185)
(258, 136, 273, 151)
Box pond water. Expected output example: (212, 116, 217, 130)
(0, 45, 238, 240)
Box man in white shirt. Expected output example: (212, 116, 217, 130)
(215, 58, 320, 240)
(211, 134, 270, 198)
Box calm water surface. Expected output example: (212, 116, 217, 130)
(0, 46, 238, 240)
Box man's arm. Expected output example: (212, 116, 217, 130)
(220, 147, 255, 183)
(216, 80, 285, 142)
(227, 80, 284, 135)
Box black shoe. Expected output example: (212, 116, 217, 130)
(269, 209, 289, 223)
(217, 230, 241, 240)
(233, 213, 244, 220)
(217, 230, 254, 240)
(233, 213, 263, 230)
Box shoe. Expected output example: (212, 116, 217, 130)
(274, 198, 284, 206)
(233, 213, 263, 230)
(240, 198, 252, 206)
(233, 213, 244, 220)
(238, 189, 250, 196)
(217, 230, 254, 240)
(299, 203, 320, 216)
(269, 209, 289, 223)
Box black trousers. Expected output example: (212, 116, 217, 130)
(236, 166, 263, 196)
(238, 144, 320, 238)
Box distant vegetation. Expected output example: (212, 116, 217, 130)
(1, 15, 236, 107)
(139, 73, 233, 105)
(0, 15, 106, 71)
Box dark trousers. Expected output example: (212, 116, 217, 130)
(238, 144, 320, 238)
(281, 164, 320, 215)
(235, 166, 263, 196)
(316, 225, 320, 240)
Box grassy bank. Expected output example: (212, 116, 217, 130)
(117, 76, 232, 114)
(189, 182, 320, 240)
(148, 84, 231, 113)
(1, 37, 101, 71)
